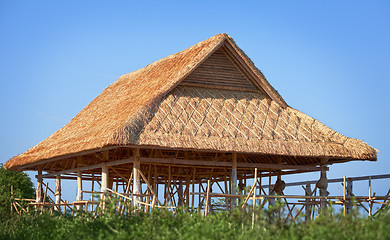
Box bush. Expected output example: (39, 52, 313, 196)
(0, 205, 389, 240)
(0, 164, 35, 219)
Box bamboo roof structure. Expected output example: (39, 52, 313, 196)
(4, 33, 376, 172)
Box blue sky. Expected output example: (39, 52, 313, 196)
(1, 1, 389, 201)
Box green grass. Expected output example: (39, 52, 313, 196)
(1, 206, 389, 240)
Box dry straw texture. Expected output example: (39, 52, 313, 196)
(5, 33, 376, 170)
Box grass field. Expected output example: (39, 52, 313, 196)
(1, 204, 389, 240)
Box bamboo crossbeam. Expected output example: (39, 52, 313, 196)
(251, 195, 390, 200)
(259, 173, 390, 189)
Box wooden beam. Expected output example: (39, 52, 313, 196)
(19, 146, 119, 171)
(140, 157, 321, 171)
(42, 156, 322, 180)
(42, 157, 134, 178)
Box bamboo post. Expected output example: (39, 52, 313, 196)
(55, 173, 61, 211)
(369, 176, 372, 216)
(101, 163, 109, 210)
(186, 175, 190, 210)
(198, 178, 202, 212)
(231, 152, 237, 209)
(36, 166, 43, 204)
(343, 176, 346, 216)
(224, 169, 229, 211)
(90, 173, 94, 212)
(318, 158, 328, 211)
(268, 172, 274, 212)
(76, 168, 83, 210)
(178, 180, 184, 207)
(133, 148, 141, 209)
(145, 166, 152, 212)
(252, 168, 257, 229)
(192, 168, 196, 211)
(205, 179, 211, 216)
(305, 182, 312, 222)
(346, 178, 353, 214)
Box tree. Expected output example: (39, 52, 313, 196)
(0, 164, 35, 219)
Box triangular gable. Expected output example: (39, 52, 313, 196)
(169, 37, 287, 108)
(181, 49, 258, 91)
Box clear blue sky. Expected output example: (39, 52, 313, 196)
(1, 1, 389, 200)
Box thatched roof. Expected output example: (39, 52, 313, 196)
(4, 33, 376, 171)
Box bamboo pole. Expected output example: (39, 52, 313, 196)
(252, 168, 257, 229)
(231, 153, 237, 209)
(186, 174, 190, 210)
(305, 182, 312, 222)
(224, 168, 229, 211)
(205, 179, 211, 216)
(133, 148, 141, 209)
(36, 166, 43, 204)
(76, 168, 83, 210)
(346, 178, 353, 214)
(343, 176, 346, 216)
(369, 176, 372, 216)
(90, 173, 94, 212)
(55, 173, 61, 211)
(192, 168, 196, 211)
(101, 163, 108, 210)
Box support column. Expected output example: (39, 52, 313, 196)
(269, 172, 274, 211)
(178, 181, 184, 207)
(36, 166, 43, 203)
(305, 182, 312, 222)
(55, 173, 61, 211)
(231, 152, 237, 209)
(274, 171, 285, 220)
(316, 158, 329, 211)
(133, 148, 141, 209)
(101, 163, 108, 205)
(76, 168, 83, 210)
(346, 178, 353, 214)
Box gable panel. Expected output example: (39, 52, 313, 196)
(181, 49, 258, 91)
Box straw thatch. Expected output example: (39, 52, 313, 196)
(4, 33, 376, 171)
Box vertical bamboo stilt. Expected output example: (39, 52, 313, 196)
(231, 152, 237, 209)
(36, 166, 43, 204)
(317, 158, 328, 211)
(268, 172, 274, 211)
(252, 168, 257, 229)
(146, 166, 152, 212)
(90, 173, 94, 212)
(154, 165, 158, 207)
(76, 168, 83, 210)
(305, 182, 312, 222)
(224, 170, 229, 211)
(346, 178, 353, 214)
(198, 178, 202, 212)
(186, 174, 190, 210)
(343, 176, 346, 216)
(133, 148, 141, 209)
(55, 173, 61, 211)
(178, 180, 184, 207)
(192, 168, 196, 211)
(205, 179, 211, 216)
(369, 176, 372, 216)
(101, 163, 109, 210)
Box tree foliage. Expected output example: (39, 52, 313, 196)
(0, 164, 35, 219)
